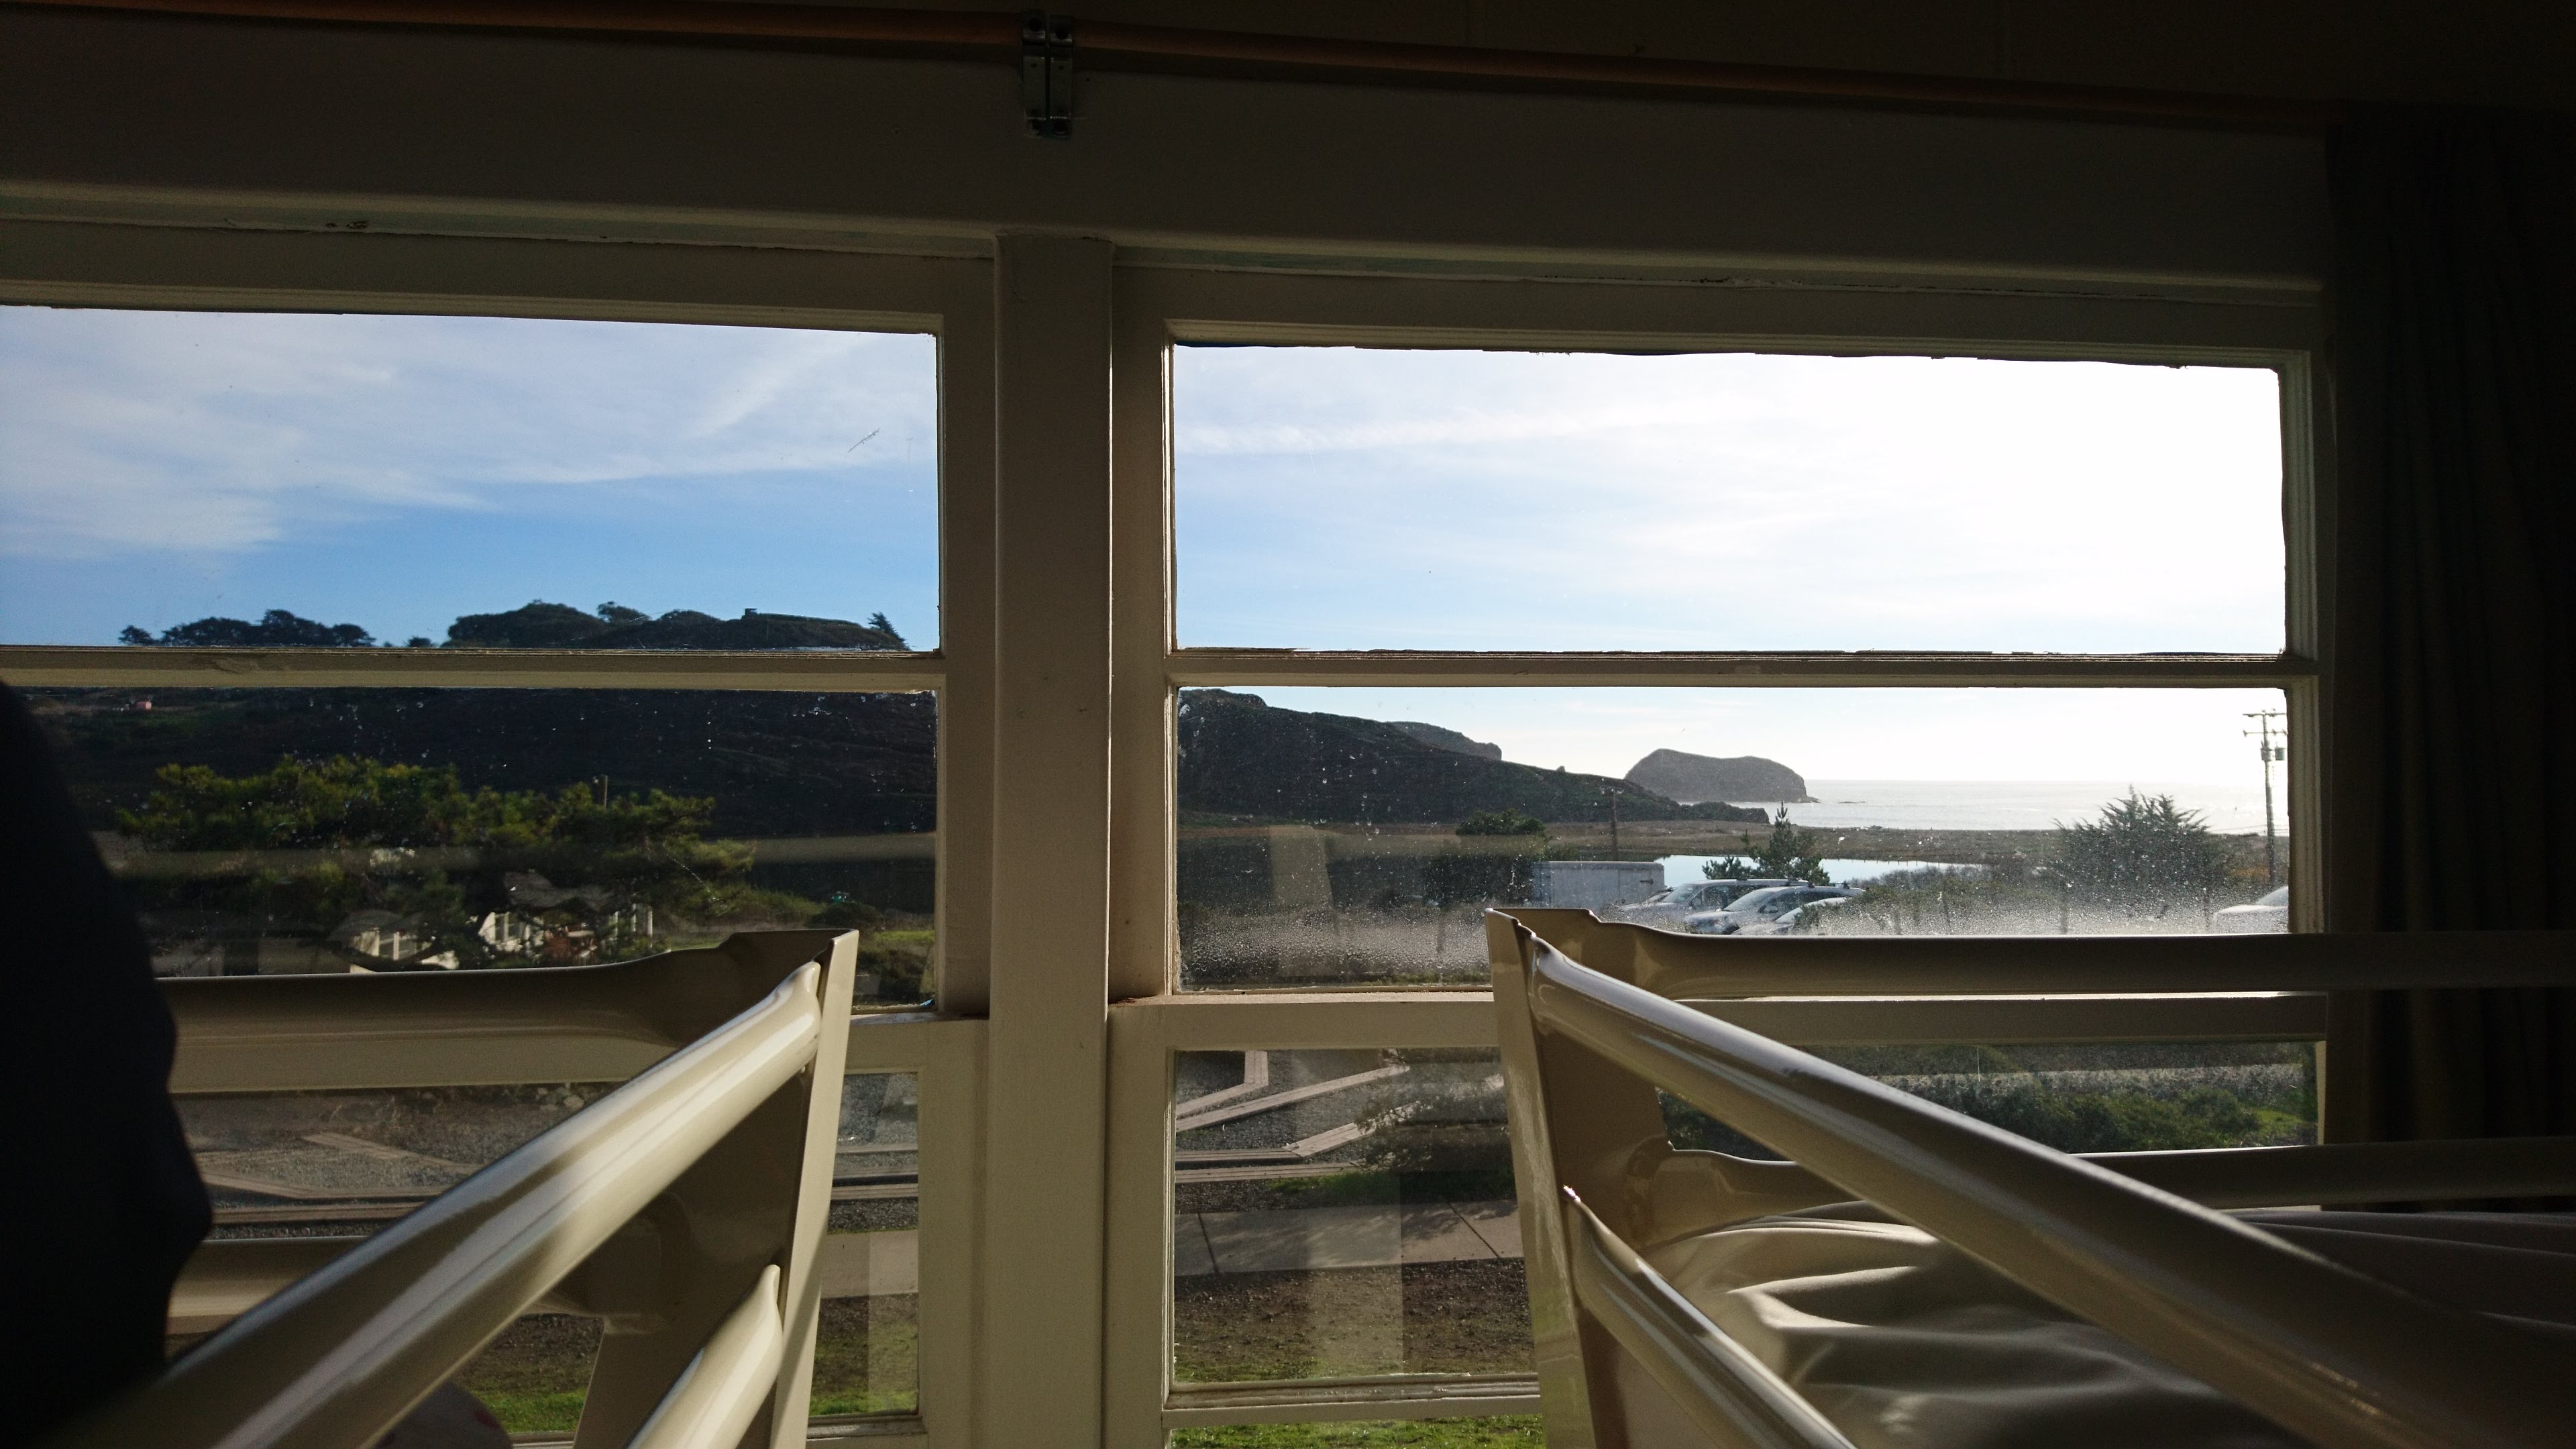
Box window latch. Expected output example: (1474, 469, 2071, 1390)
(1022, 12, 1074, 140)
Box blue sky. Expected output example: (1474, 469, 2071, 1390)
(1175, 347, 2284, 653)
(1, 309, 2289, 782)
(0, 307, 939, 648)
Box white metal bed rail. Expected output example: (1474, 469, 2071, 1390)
(1490, 912, 2576, 1449)
(54, 930, 859, 1449)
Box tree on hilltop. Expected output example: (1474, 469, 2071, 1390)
(121, 609, 374, 648)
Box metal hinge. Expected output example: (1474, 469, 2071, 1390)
(1021, 12, 1073, 140)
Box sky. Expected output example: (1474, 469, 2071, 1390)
(1239, 685, 2287, 795)
(0, 307, 941, 649)
(1174, 346, 2284, 655)
(2, 309, 2288, 784)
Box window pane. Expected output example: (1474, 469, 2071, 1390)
(0, 307, 935, 649)
(1664, 1040, 2319, 1157)
(174, 1069, 928, 1434)
(1176, 347, 2282, 653)
(174, 1083, 614, 1433)
(1173, 1049, 1527, 1385)
(30, 685, 935, 1002)
(814, 1071, 921, 1419)
(1178, 686, 2289, 989)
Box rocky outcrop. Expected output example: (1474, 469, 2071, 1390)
(1625, 748, 1811, 805)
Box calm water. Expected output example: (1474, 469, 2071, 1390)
(1723, 780, 2288, 836)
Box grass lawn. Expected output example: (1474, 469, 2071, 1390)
(452, 1289, 921, 1433)
(1171, 1418, 1546, 1447)
(447, 1241, 1530, 1440)
(455, 1315, 599, 1434)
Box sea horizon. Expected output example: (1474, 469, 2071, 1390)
(1716, 778, 2289, 837)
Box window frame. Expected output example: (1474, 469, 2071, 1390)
(1102, 261, 2324, 1438)
(0, 219, 996, 1446)
(0, 218, 2330, 1446)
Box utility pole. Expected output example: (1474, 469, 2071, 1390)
(2244, 710, 2285, 885)
(1605, 788, 1621, 860)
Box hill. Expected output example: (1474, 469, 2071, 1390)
(35, 687, 936, 840)
(1385, 720, 1502, 759)
(1625, 748, 1811, 804)
(1179, 691, 1762, 825)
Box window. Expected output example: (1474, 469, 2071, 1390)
(2, 290, 963, 1436)
(1131, 268, 2314, 1440)
(1177, 684, 2292, 989)
(1175, 347, 2284, 654)
(0, 307, 936, 650)
(5, 233, 2319, 1449)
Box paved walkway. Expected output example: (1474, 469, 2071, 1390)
(814, 1199, 1524, 1297)
(1179, 1199, 1521, 1276)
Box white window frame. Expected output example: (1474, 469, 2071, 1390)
(1099, 260, 2323, 1441)
(0, 218, 2325, 1448)
(0, 219, 995, 1449)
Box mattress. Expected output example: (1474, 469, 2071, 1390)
(1645, 1205, 2576, 1449)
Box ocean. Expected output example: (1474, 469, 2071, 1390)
(1720, 780, 2288, 837)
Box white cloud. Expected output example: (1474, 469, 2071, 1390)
(0, 309, 937, 559)
(1175, 347, 2284, 653)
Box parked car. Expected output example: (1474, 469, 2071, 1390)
(1684, 884, 1865, 935)
(1607, 878, 1794, 930)
(2212, 885, 2289, 933)
(1746, 895, 1861, 936)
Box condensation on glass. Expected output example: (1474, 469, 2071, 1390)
(1662, 1040, 2321, 1161)
(28, 685, 936, 1004)
(0, 306, 937, 651)
(814, 1070, 921, 1419)
(1177, 686, 2293, 989)
(1173, 345, 2284, 654)
(1170, 1049, 1529, 1385)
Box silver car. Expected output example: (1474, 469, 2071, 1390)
(1686, 884, 1865, 935)
(2212, 885, 2289, 933)
(1611, 878, 1794, 930)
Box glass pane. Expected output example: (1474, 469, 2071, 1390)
(1172, 1049, 1527, 1385)
(814, 1071, 921, 1419)
(1175, 347, 2282, 653)
(1178, 686, 2290, 989)
(176, 1069, 927, 1434)
(456, 1315, 600, 1435)
(176, 1083, 615, 1434)
(28, 686, 936, 1003)
(0, 307, 936, 649)
(1664, 1040, 2319, 1158)
(1171, 1420, 1546, 1448)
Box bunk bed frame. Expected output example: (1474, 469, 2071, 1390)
(1487, 909, 2576, 1449)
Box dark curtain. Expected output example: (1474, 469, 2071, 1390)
(2324, 106, 2576, 1150)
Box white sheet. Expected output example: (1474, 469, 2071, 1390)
(1646, 1208, 2576, 1449)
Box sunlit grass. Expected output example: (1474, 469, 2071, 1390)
(1171, 1417, 1546, 1447)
